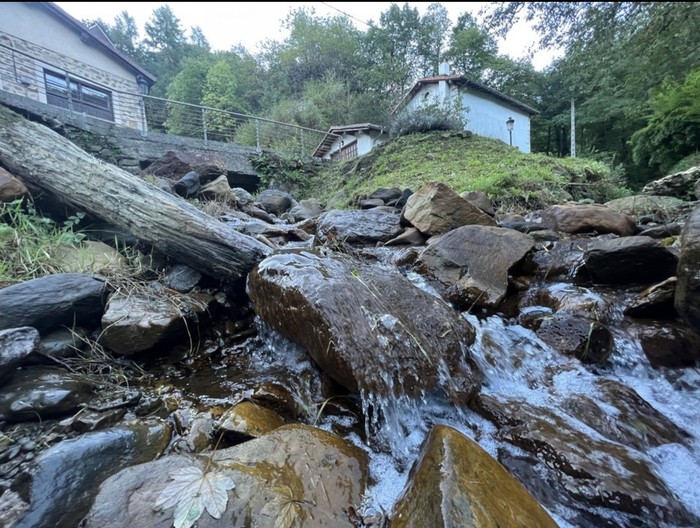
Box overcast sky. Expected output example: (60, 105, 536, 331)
(55, 2, 560, 70)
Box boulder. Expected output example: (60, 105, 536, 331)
(0, 166, 28, 202)
(675, 203, 700, 332)
(541, 204, 636, 236)
(316, 207, 404, 246)
(642, 166, 700, 200)
(0, 327, 40, 379)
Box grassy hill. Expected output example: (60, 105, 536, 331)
(288, 131, 631, 212)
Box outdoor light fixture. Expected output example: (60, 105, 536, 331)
(136, 75, 149, 95)
(506, 116, 514, 146)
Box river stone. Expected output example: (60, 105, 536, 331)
(416, 225, 534, 309)
(604, 195, 689, 219)
(163, 264, 201, 293)
(540, 204, 636, 236)
(642, 166, 700, 200)
(625, 277, 677, 318)
(198, 174, 234, 202)
(173, 170, 201, 198)
(316, 207, 404, 245)
(12, 420, 172, 528)
(535, 313, 614, 364)
(472, 395, 699, 526)
(460, 190, 495, 216)
(675, 203, 700, 333)
(638, 321, 700, 368)
(0, 166, 28, 202)
(288, 198, 323, 221)
(100, 290, 212, 355)
(247, 249, 480, 405)
(257, 189, 294, 216)
(0, 368, 94, 422)
(142, 151, 226, 182)
(218, 401, 285, 440)
(391, 424, 558, 528)
(584, 236, 678, 285)
(359, 198, 385, 209)
(369, 187, 403, 204)
(0, 273, 108, 334)
(53, 240, 130, 275)
(525, 238, 595, 281)
(0, 327, 40, 379)
(401, 181, 496, 236)
(81, 424, 368, 528)
(562, 379, 691, 451)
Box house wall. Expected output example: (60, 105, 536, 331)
(403, 83, 532, 153)
(0, 3, 144, 129)
(323, 130, 387, 160)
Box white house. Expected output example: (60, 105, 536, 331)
(0, 2, 155, 129)
(393, 64, 539, 153)
(313, 123, 388, 160)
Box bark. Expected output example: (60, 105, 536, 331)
(0, 104, 270, 281)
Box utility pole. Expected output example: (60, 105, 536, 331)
(570, 98, 576, 158)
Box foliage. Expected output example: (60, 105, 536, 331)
(303, 131, 629, 211)
(0, 199, 86, 286)
(389, 97, 469, 138)
(250, 152, 320, 196)
(155, 465, 234, 528)
(631, 69, 700, 173)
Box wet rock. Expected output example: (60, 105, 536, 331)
(247, 249, 480, 405)
(0, 167, 28, 202)
(142, 151, 226, 182)
(0, 327, 40, 379)
(359, 198, 384, 209)
(675, 204, 700, 333)
(173, 170, 200, 198)
(198, 174, 234, 202)
(535, 313, 614, 364)
(638, 321, 700, 368)
(563, 379, 691, 451)
(642, 166, 700, 201)
(100, 290, 212, 356)
(288, 198, 323, 221)
(524, 238, 594, 281)
(257, 189, 294, 216)
(81, 424, 368, 528)
(383, 227, 427, 246)
(605, 195, 689, 219)
(638, 222, 682, 238)
(0, 368, 94, 422)
(0, 273, 108, 334)
(316, 207, 404, 245)
(460, 190, 495, 216)
(625, 277, 677, 318)
(163, 264, 201, 293)
(12, 420, 172, 528)
(541, 204, 636, 236)
(585, 236, 678, 285)
(416, 225, 534, 310)
(401, 181, 496, 236)
(72, 408, 128, 433)
(30, 327, 88, 365)
(369, 187, 403, 205)
(391, 424, 557, 528)
(218, 401, 285, 440)
(53, 241, 130, 275)
(473, 395, 698, 526)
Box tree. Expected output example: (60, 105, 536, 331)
(418, 3, 451, 76)
(443, 12, 499, 80)
(201, 59, 247, 141)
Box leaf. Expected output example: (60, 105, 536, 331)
(260, 485, 304, 528)
(154, 465, 235, 528)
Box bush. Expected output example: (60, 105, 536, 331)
(389, 98, 469, 137)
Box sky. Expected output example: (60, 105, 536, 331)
(55, 2, 561, 70)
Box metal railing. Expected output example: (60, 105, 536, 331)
(0, 39, 339, 158)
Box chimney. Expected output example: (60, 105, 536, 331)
(438, 62, 450, 75)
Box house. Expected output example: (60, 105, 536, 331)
(393, 63, 539, 153)
(313, 123, 388, 160)
(0, 2, 155, 130)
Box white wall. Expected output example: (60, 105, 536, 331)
(403, 83, 532, 153)
(323, 130, 387, 159)
(458, 88, 532, 153)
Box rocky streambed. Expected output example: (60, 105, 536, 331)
(1, 159, 700, 528)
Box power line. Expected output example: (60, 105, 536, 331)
(319, 2, 376, 28)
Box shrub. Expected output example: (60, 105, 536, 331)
(389, 97, 469, 137)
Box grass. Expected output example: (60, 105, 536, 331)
(302, 131, 632, 212)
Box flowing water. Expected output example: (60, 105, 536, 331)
(162, 276, 700, 527)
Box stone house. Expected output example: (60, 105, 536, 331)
(0, 2, 155, 130)
(393, 63, 539, 153)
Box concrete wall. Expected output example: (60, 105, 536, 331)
(0, 3, 143, 129)
(323, 129, 388, 160)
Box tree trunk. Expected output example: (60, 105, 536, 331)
(0, 104, 270, 282)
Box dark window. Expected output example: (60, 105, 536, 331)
(44, 70, 113, 121)
(331, 139, 358, 161)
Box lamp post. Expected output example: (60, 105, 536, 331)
(506, 117, 514, 146)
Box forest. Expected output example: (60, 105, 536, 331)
(89, 2, 700, 189)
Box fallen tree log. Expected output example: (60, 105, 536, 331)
(0, 104, 270, 282)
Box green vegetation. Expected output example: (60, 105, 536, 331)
(304, 131, 630, 211)
(0, 199, 86, 286)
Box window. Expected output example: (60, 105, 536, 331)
(331, 139, 358, 160)
(44, 70, 113, 121)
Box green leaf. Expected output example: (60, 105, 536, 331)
(154, 465, 235, 528)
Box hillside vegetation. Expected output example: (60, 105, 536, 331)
(300, 131, 631, 212)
